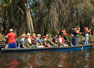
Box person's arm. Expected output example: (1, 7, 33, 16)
(71, 34, 74, 37)
(65, 32, 69, 36)
(87, 29, 91, 34)
(5, 33, 9, 39)
(76, 28, 80, 34)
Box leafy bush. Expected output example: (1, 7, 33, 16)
(89, 35, 94, 40)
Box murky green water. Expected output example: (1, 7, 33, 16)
(0, 50, 94, 68)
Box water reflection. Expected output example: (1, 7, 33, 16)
(58, 52, 70, 68)
(0, 50, 92, 68)
(8, 58, 19, 68)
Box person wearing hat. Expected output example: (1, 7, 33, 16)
(6, 29, 17, 48)
(37, 34, 41, 43)
(26, 33, 32, 45)
(36, 34, 43, 46)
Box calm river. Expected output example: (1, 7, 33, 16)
(0, 50, 94, 68)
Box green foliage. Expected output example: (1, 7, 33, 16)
(16, 36, 21, 40)
(72, 0, 75, 4)
(1, 0, 94, 35)
(47, 33, 54, 37)
(91, 0, 94, 3)
(79, 34, 84, 40)
(0, 0, 13, 7)
(89, 35, 94, 39)
(89, 5, 94, 11)
(89, 35, 94, 41)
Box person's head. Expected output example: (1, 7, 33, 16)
(72, 26, 76, 30)
(86, 27, 88, 30)
(23, 34, 26, 36)
(37, 34, 41, 38)
(21, 34, 26, 38)
(46, 34, 49, 37)
(84, 27, 88, 30)
(27, 33, 30, 35)
(32, 33, 36, 38)
(55, 35, 58, 38)
(9, 29, 13, 32)
(27, 33, 31, 37)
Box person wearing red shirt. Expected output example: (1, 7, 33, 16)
(6, 29, 17, 48)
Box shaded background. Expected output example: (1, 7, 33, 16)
(0, 0, 94, 35)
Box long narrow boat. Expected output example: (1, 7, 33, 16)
(1, 45, 92, 52)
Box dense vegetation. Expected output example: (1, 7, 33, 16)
(0, 0, 94, 35)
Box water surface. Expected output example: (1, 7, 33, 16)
(0, 50, 94, 68)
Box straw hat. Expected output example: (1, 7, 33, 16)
(27, 33, 31, 35)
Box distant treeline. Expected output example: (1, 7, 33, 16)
(0, 0, 94, 35)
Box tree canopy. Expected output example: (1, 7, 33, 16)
(0, 0, 94, 35)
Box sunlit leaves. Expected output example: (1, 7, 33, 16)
(0, 0, 13, 7)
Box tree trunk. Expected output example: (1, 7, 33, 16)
(26, 0, 34, 33)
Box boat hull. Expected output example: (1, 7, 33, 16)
(1, 45, 92, 52)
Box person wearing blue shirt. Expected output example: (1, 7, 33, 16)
(20, 34, 26, 48)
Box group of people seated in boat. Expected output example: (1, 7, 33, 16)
(5, 26, 91, 48)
